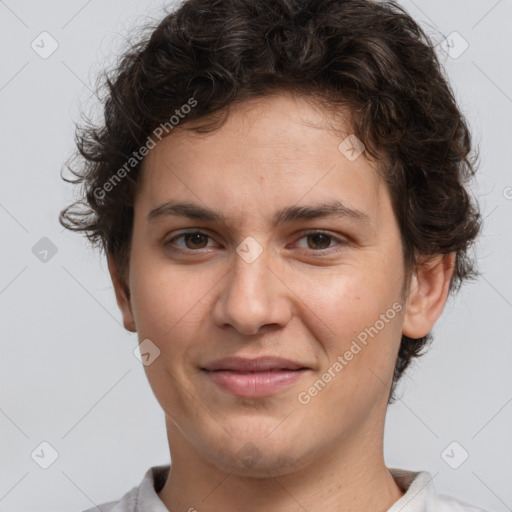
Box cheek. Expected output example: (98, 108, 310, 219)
(129, 255, 221, 357)
(129, 254, 189, 338)
(298, 264, 398, 340)
(296, 260, 404, 399)
(303, 272, 403, 413)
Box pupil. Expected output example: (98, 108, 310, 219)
(309, 234, 330, 249)
(186, 233, 206, 249)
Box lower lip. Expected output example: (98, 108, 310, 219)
(202, 369, 308, 397)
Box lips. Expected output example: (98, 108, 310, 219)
(201, 356, 308, 373)
(201, 356, 310, 397)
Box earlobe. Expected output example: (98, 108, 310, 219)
(402, 252, 456, 339)
(107, 253, 137, 333)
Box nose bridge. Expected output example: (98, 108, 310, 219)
(213, 240, 289, 335)
(232, 241, 270, 293)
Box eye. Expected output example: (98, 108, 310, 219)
(165, 230, 215, 252)
(294, 230, 347, 252)
(164, 229, 347, 255)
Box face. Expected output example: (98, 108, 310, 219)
(110, 92, 452, 476)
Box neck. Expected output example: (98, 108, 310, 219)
(157, 419, 404, 512)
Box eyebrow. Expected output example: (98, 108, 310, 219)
(146, 199, 371, 226)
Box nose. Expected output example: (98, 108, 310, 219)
(211, 245, 292, 336)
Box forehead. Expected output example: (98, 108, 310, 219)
(136, 92, 387, 230)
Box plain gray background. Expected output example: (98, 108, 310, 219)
(1, 0, 511, 510)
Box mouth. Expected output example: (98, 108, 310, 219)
(200, 356, 310, 397)
(201, 356, 309, 372)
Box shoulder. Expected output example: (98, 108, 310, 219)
(388, 468, 492, 512)
(80, 485, 137, 512)
(82, 501, 121, 512)
(432, 492, 491, 512)
(80, 465, 170, 512)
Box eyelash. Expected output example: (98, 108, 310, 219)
(164, 230, 347, 255)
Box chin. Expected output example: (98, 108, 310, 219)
(212, 445, 307, 477)
(198, 427, 318, 477)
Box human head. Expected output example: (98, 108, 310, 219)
(60, 0, 481, 403)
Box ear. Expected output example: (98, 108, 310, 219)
(107, 253, 137, 333)
(402, 252, 456, 339)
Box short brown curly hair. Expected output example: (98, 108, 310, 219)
(60, 0, 482, 402)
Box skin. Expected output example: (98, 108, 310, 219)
(108, 91, 455, 512)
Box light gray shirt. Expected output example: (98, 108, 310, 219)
(83, 465, 490, 512)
